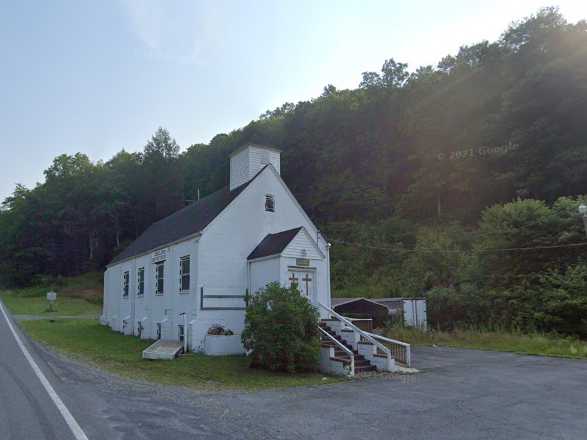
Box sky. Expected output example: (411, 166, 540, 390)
(0, 0, 585, 202)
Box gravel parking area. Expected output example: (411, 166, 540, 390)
(6, 301, 587, 440)
(27, 340, 586, 440)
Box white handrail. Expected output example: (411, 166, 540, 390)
(365, 332, 412, 368)
(318, 303, 392, 366)
(318, 326, 355, 376)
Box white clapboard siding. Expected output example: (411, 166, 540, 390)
(200, 287, 246, 310)
(230, 145, 280, 190)
(103, 144, 332, 353)
(282, 228, 323, 260)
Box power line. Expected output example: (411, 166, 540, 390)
(330, 239, 587, 254)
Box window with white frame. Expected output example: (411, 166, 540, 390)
(154, 261, 165, 295)
(265, 194, 275, 212)
(122, 271, 130, 298)
(137, 267, 145, 296)
(179, 255, 190, 292)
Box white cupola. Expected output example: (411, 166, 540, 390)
(229, 144, 281, 190)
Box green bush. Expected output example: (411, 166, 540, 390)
(241, 283, 320, 373)
(328, 203, 587, 337)
(422, 265, 587, 337)
(534, 265, 587, 337)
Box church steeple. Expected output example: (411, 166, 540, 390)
(229, 144, 281, 190)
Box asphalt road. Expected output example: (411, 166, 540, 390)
(0, 301, 79, 440)
(1, 301, 586, 439)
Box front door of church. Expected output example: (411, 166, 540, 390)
(287, 269, 315, 300)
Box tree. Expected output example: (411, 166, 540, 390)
(144, 127, 180, 159)
(360, 58, 408, 90)
(2, 5, 587, 335)
(322, 84, 337, 96)
(381, 58, 409, 88)
(242, 283, 319, 372)
(143, 128, 184, 221)
(359, 70, 382, 89)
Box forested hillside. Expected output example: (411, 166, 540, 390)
(1, 8, 587, 335)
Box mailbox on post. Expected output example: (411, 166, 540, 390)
(47, 291, 57, 312)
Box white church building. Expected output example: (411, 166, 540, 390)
(101, 144, 333, 354)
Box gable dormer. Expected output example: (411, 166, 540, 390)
(229, 144, 281, 190)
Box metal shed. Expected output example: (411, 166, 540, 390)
(332, 297, 427, 329)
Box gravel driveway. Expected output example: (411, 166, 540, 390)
(9, 315, 587, 440)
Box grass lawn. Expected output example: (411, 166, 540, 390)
(0, 272, 102, 316)
(386, 326, 587, 359)
(20, 319, 341, 390)
(0, 290, 101, 316)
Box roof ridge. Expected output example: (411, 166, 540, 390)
(266, 226, 303, 237)
(109, 163, 271, 266)
(151, 185, 227, 226)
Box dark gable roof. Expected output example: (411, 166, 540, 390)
(331, 297, 426, 308)
(109, 166, 268, 266)
(247, 227, 303, 260)
(332, 298, 389, 310)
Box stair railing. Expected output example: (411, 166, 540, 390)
(364, 332, 412, 368)
(318, 303, 393, 370)
(318, 326, 355, 376)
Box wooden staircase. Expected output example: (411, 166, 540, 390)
(317, 302, 410, 376)
(319, 321, 377, 375)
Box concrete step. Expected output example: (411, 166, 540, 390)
(355, 365, 378, 374)
(142, 340, 183, 360)
(321, 322, 384, 376)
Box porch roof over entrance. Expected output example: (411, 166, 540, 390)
(247, 227, 303, 260)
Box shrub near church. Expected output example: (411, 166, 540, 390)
(242, 283, 320, 373)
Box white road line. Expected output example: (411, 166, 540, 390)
(0, 300, 89, 440)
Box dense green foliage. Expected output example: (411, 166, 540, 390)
(0, 128, 184, 284)
(334, 196, 587, 336)
(387, 197, 587, 337)
(242, 283, 320, 372)
(1, 8, 587, 336)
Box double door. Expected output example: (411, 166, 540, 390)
(287, 269, 315, 299)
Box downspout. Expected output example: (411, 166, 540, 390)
(326, 242, 332, 310)
(131, 259, 137, 335)
(183, 312, 188, 353)
(101, 270, 108, 325)
(247, 260, 251, 297)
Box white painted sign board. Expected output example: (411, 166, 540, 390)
(152, 248, 168, 263)
(47, 291, 57, 302)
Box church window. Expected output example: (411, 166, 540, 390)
(155, 261, 165, 295)
(137, 267, 145, 296)
(179, 256, 190, 292)
(265, 194, 275, 212)
(122, 271, 130, 298)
